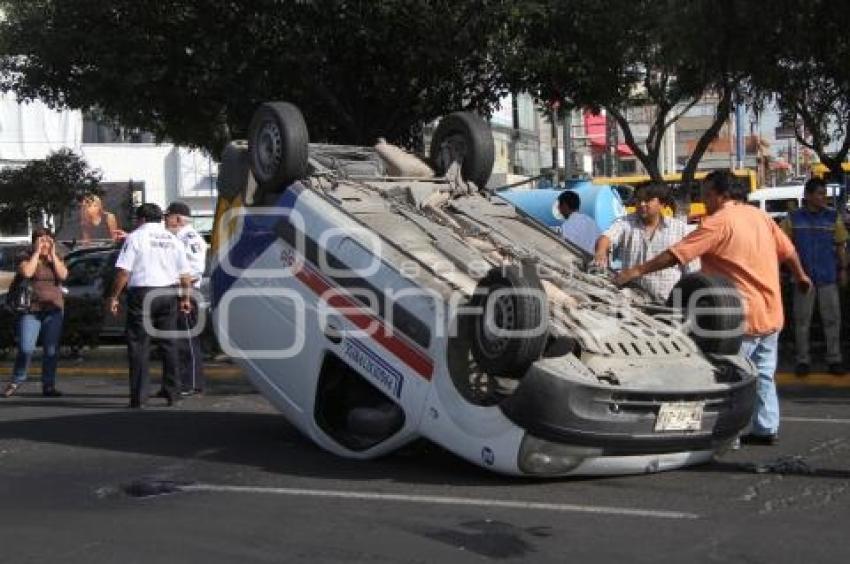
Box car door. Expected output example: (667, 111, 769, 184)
(95, 251, 126, 336)
(64, 253, 125, 337)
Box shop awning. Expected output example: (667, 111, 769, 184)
(584, 111, 634, 157)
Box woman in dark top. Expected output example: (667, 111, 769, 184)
(79, 194, 122, 244)
(2, 228, 68, 398)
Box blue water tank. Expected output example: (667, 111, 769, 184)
(498, 180, 626, 232)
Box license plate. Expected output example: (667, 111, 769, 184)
(654, 402, 704, 432)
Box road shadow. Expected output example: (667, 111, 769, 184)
(0, 405, 527, 488)
(0, 391, 130, 409)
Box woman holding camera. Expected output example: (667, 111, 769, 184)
(3, 228, 68, 398)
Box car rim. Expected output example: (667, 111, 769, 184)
(256, 120, 283, 177)
(437, 132, 468, 172)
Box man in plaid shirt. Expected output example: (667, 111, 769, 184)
(593, 184, 697, 302)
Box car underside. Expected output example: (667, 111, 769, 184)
(211, 102, 757, 476)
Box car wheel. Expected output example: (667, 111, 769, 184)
(667, 273, 744, 355)
(470, 264, 549, 377)
(430, 111, 495, 190)
(218, 140, 251, 200)
(247, 101, 309, 196)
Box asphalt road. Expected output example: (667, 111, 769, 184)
(0, 376, 848, 564)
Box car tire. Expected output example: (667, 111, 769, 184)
(470, 263, 549, 377)
(667, 273, 744, 355)
(248, 101, 309, 196)
(218, 140, 251, 200)
(430, 111, 495, 190)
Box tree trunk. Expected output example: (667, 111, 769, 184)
(606, 107, 664, 184)
(680, 87, 732, 187)
(795, 105, 850, 211)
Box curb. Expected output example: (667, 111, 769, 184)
(2, 367, 848, 388)
(775, 372, 850, 389)
(0, 365, 244, 382)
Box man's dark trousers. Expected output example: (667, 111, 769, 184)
(126, 287, 180, 405)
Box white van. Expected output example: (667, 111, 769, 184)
(748, 184, 842, 220)
(209, 102, 757, 477)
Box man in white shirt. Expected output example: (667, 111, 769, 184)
(558, 190, 600, 254)
(108, 203, 192, 408)
(165, 201, 208, 396)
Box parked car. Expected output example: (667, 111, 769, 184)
(63, 243, 213, 345)
(0, 243, 111, 356)
(63, 247, 124, 337)
(747, 183, 843, 221)
(210, 102, 757, 478)
(0, 242, 30, 293)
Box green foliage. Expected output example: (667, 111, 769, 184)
(745, 0, 850, 178)
(0, 0, 510, 155)
(0, 149, 102, 232)
(503, 0, 749, 183)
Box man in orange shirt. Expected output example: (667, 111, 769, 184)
(615, 170, 812, 445)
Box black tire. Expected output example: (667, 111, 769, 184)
(667, 273, 744, 355)
(430, 111, 495, 190)
(248, 102, 309, 194)
(470, 264, 549, 377)
(218, 140, 250, 199)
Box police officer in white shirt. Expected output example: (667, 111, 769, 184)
(164, 201, 208, 396)
(108, 203, 192, 408)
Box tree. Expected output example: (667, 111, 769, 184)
(503, 0, 749, 186)
(0, 0, 509, 156)
(0, 149, 102, 231)
(747, 0, 850, 186)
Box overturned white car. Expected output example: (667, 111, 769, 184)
(210, 102, 756, 477)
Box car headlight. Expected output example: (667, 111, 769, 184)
(518, 434, 603, 476)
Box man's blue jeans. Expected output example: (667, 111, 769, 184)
(739, 332, 780, 436)
(11, 309, 64, 389)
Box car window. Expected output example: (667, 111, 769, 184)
(765, 198, 799, 214)
(0, 245, 28, 272)
(66, 256, 106, 286)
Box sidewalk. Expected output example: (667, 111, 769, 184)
(1, 345, 848, 389)
(0, 345, 244, 383)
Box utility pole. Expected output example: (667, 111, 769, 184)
(727, 113, 735, 170)
(563, 108, 573, 179)
(551, 104, 560, 183)
(511, 93, 520, 174)
(794, 137, 800, 177)
(735, 99, 745, 170)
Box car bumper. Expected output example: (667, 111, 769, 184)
(500, 359, 757, 458)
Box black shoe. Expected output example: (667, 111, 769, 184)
(128, 401, 144, 409)
(42, 388, 63, 397)
(794, 363, 810, 377)
(741, 433, 779, 446)
(828, 363, 846, 376)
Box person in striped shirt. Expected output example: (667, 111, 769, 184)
(594, 184, 697, 302)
